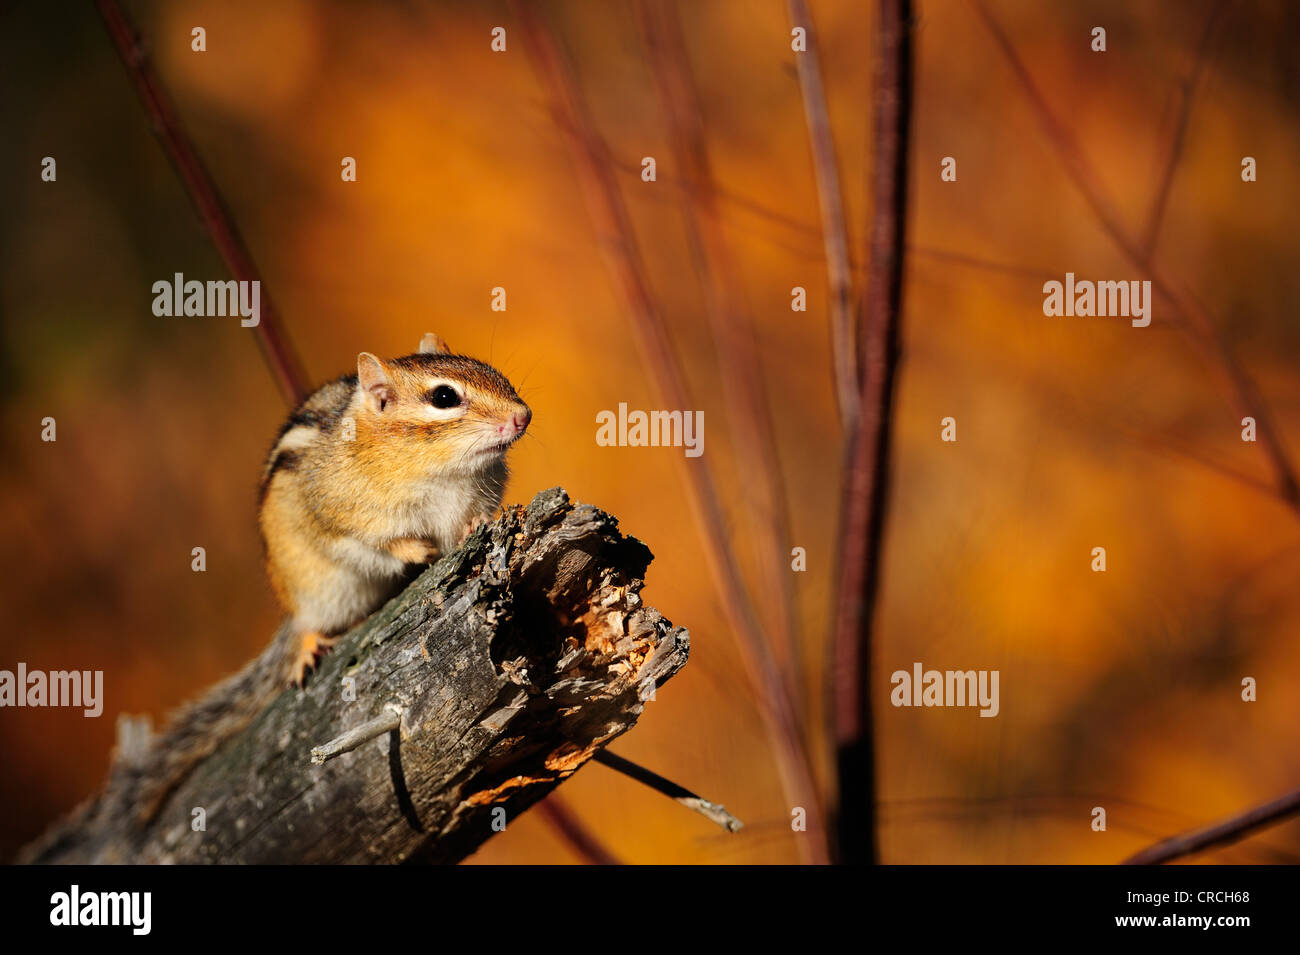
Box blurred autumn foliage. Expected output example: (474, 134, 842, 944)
(2, 0, 1300, 863)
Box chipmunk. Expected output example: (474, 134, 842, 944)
(260, 331, 531, 685)
(117, 333, 531, 825)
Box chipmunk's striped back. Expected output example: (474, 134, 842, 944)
(259, 373, 357, 501)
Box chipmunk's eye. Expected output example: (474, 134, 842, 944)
(428, 384, 461, 409)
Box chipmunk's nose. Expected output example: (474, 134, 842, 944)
(499, 405, 531, 439)
(511, 406, 532, 435)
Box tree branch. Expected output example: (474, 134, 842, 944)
(21, 489, 690, 864)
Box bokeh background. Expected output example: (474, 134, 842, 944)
(3, 0, 1299, 863)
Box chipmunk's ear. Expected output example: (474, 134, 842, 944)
(418, 332, 450, 355)
(357, 352, 396, 412)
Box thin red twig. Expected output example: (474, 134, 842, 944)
(788, 0, 860, 428)
(1124, 786, 1300, 865)
(1140, 1, 1232, 256)
(535, 798, 622, 865)
(831, 0, 914, 865)
(94, 0, 310, 406)
(634, 0, 804, 731)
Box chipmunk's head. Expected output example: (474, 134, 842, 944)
(355, 333, 531, 474)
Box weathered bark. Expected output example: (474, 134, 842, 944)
(22, 488, 688, 864)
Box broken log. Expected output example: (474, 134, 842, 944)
(21, 487, 689, 864)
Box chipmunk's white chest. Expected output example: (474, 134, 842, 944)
(400, 466, 504, 551)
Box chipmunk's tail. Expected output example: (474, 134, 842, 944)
(123, 624, 298, 826)
(16, 624, 298, 863)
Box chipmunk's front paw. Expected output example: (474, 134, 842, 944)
(291, 631, 337, 687)
(387, 537, 440, 564)
(457, 513, 493, 546)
